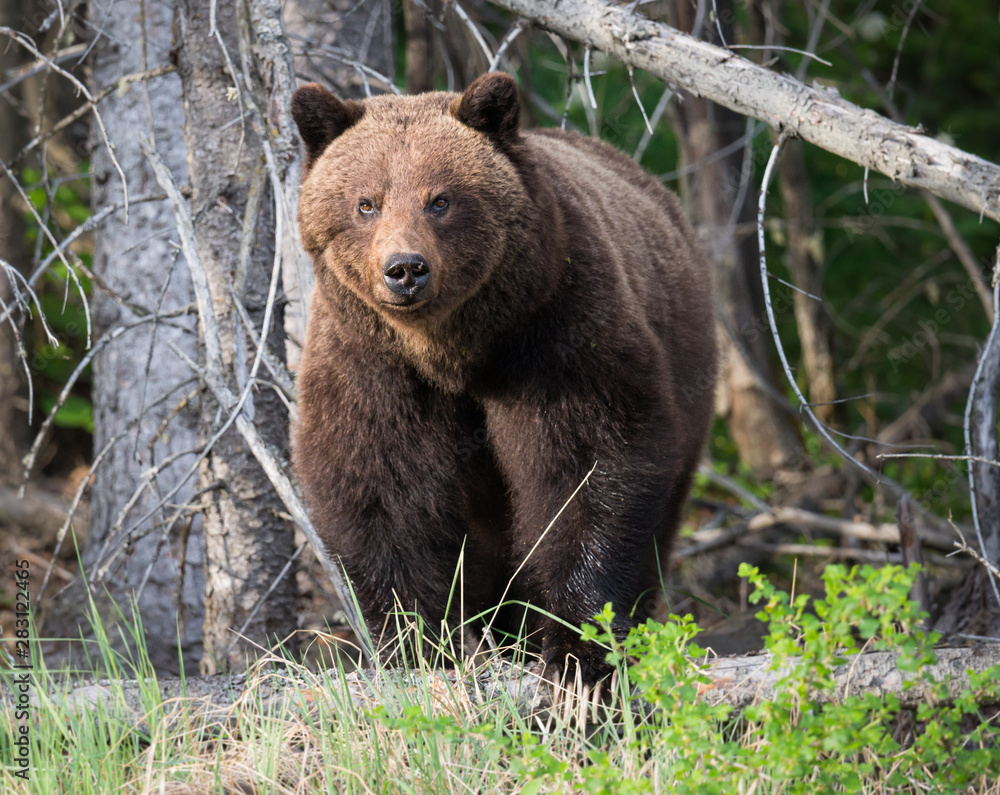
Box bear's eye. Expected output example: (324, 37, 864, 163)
(358, 200, 375, 216)
(430, 196, 449, 213)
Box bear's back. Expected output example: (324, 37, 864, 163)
(520, 127, 716, 412)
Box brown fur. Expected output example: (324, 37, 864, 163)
(291, 73, 717, 680)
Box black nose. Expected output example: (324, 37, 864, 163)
(382, 253, 431, 298)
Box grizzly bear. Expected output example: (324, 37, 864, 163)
(290, 72, 717, 681)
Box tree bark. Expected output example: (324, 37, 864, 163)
(0, 0, 32, 484)
(485, 0, 1000, 224)
(667, 0, 803, 478)
(173, 0, 298, 674)
(404, 0, 435, 94)
(777, 140, 837, 424)
(43, 0, 206, 675)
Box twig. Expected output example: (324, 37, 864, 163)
(627, 67, 653, 136)
(794, 0, 832, 81)
(757, 139, 892, 486)
(746, 505, 958, 552)
(878, 452, 1000, 469)
(948, 524, 1000, 584)
(675, 524, 745, 559)
(696, 464, 769, 513)
(19, 311, 194, 491)
(9, 65, 176, 168)
(0, 26, 127, 217)
(37, 378, 199, 602)
(658, 125, 764, 182)
(232, 294, 296, 402)
(0, 194, 171, 331)
(885, 0, 923, 103)
(583, 47, 598, 109)
(924, 193, 993, 323)
(0, 43, 87, 95)
(290, 39, 402, 94)
(488, 20, 526, 72)
(760, 544, 901, 564)
(725, 44, 831, 66)
(0, 156, 91, 348)
(452, 0, 494, 67)
(632, 84, 672, 163)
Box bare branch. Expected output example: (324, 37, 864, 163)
(745, 505, 958, 553)
(0, 26, 128, 217)
(485, 0, 1000, 222)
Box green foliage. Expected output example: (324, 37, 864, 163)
(17, 167, 94, 440)
(717, 562, 998, 792)
(364, 565, 1000, 794)
(4, 564, 999, 793)
(38, 394, 94, 433)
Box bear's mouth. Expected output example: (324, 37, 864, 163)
(382, 292, 429, 310)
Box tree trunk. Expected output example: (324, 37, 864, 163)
(44, 0, 207, 675)
(667, 0, 803, 478)
(930, 256, 1000, 639)
(173, 0, 298, 674)
(777, 140, 837, 424)
(0, 0, 31, 484)
(404, 0, 435, 94)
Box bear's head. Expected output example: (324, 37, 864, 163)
(291, 73, 529, 330)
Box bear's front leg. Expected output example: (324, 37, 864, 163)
(294, 351, 482, 665)
(483, 389, 685, 682)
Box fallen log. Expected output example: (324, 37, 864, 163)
(4, 644, 998, 732)
(0, 480, 86, 539)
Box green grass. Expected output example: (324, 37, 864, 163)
(2, 565, 999, 793)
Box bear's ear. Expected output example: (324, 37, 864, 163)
(451, 72, 520, 146)
(291, 83, 364, 169)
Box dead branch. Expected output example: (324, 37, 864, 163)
(746, 505, 958, 552)
(485, 0, 1000, 223)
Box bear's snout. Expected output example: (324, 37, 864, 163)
(382, 253, 431, 302)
